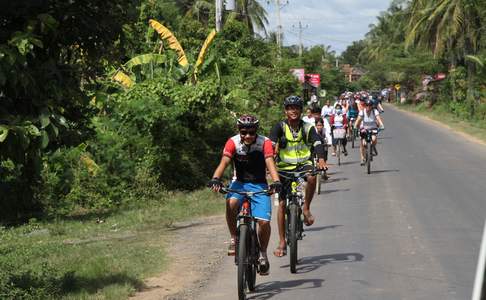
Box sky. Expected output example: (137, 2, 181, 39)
(259, 0, 393, 54)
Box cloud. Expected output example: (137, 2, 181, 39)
(260, 0, 391, 53)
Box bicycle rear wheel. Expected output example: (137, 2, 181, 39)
(237, 224, 249, 300)
(288, 203, 299, 273)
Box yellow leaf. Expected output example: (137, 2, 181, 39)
(112, 71, 134, 88)
(149, 19, 188, 67)
(194, 29, 216, 76)
(80, 154, 100, 176)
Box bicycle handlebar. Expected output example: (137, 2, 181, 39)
(220, 187, 271, 196)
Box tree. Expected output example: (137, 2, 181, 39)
(341, 40, 366, 65)
(234, 0, 268, 34)
(406, 0, 484, 109)
(0, 0, 139, 221)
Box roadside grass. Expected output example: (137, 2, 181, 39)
(393, 102, 486, 143)
(0, 189, 224, 299)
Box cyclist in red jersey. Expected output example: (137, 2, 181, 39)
(209, 115, 281, 275)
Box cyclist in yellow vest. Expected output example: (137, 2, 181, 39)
(269, 95, 327, 257)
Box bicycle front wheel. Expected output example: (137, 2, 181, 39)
(288, 203, 299, 273)
(246, 229, 257, 291)
(237, 224, 249, 300)
(366, 143, 372, 174)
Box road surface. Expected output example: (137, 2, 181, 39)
(199, 105, 486, 300)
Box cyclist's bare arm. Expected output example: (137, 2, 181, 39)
(354, 115, 362, 129)
(265, 157, 280, 183)
(211, 155, 231, 185)
(376, 115, 384, 128)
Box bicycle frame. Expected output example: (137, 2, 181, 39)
(363, 128, 379, 149)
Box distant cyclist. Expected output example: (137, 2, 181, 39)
(370, 93, 384, 113)
(305, 106, 332, 172)
(330, 103, 348, 156)
(354, 100, 385, 165)
(315, 117, 332, 177)
(208, 115, 281, 275)
(321, 99, 334, 121)
(347, 95, 359, 137)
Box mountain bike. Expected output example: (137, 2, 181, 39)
(221, 187, 270, 300)
(363, 128, 379, 174)
(278, 168, 321, 273)
(333, 127, 346, 166)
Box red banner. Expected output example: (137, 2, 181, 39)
(306, 74, 321, 87)
(434, 72, 446, 80)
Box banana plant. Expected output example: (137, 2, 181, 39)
(112, 19, 218, 88)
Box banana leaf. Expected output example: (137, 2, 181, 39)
(149, 19, 188, 67)
(194, 29, 216, 77)
(124, 53, 166, 70)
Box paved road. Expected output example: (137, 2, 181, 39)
(199, 105, 486, 300)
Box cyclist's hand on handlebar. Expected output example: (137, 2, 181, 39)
(208, 177, 223, 192)
(269, 181, 282, 194)
(379, 126, 385, 131)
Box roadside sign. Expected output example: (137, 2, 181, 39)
(434, 72, 446, 80)
(319, 89, 327, 97)
(306, 74, 321, 87)
(290, 68, 305, 83)
(394, 84, 401, 90)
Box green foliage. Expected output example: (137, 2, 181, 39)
(351, 0, 486, 121)
(0, 0, 140, 221)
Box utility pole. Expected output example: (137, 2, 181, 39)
(216, 0, 235, 32)
(276, 0, 283, 58)
(293, 21, 308, 58)
(269, 0, 288, 60)
(215, 0, 222, 32)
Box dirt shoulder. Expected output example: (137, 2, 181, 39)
(130, 215, 227, 300)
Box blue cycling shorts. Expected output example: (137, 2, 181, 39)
(226, 181, 272, 221)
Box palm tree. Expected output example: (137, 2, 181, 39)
(405, 0, 483, 105)
(183, 0, 213, 24)
(235, 0, 268, 34)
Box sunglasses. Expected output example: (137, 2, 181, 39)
(240, 130, 257, 136)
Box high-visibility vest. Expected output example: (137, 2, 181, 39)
(277, 121, 314, 170)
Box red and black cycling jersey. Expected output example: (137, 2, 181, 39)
(223, 134, 274, 183)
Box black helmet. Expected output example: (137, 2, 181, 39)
(284, 95, 303, 108)
(237, 114, 259, 129)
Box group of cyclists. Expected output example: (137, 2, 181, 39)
(208, 91, 385, 277)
